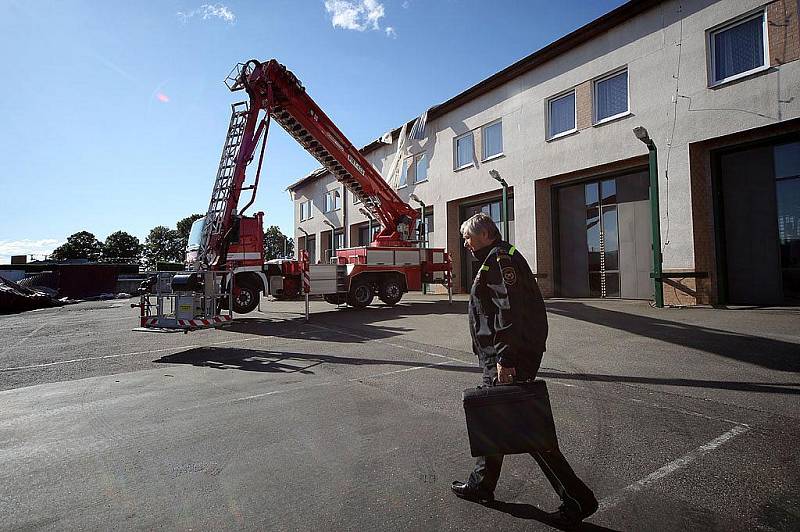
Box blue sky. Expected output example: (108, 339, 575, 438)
(0, 0, 626, 263)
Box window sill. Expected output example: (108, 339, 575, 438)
(413, 178, 429, 185)
(397, 184, 408, 189)
(454, 163, 474, 172)
(709, 64, 771, 88)
(546, 129, 578, 142)
(481, 153, 505, 163)
(593, 111, 632, 127)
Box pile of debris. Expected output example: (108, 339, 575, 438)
(0, 277, 62, 313)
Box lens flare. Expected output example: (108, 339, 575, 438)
(156, 93, 170, 103)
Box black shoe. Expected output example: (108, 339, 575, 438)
(545, 499, 599, 529)
(450, 481, 494, 504)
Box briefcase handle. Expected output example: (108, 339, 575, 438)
(490, 376, 536, 386)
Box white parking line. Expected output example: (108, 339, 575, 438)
(0, 319, 53, 357)
(306, 323, 471, 365)
(0, 336, 264, 373)
(170, 358, 460, 412)
(596, 423, 750, 513)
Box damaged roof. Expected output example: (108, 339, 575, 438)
(286, 0, 662, 192)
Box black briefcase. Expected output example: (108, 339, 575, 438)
(462, 380, 558, 457)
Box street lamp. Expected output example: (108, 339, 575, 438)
(633, 126, 664, 308)
(297, 227, 309, 261)
(323, 219, 336, 261)
(409, 193, 428, 295)
(297, 227, 309, 246)
(409, 194, 427, 244)
(488, 169, 509, 241)
(359, 208, 375, 245)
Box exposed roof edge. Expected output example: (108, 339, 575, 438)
(286, 0, 662, 192)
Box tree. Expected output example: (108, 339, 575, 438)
(263, 225, 293, 260)
(101, 231, 142, 263)
(176, 213, 204, 248)
(49, 231, 102, 261)
(143, 226, 184, 270)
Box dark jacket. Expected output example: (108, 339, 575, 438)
(468, 240, 548, 384)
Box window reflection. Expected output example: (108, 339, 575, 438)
(602, 179, 617, 204)
(605, 272, 621, 298)
(585, 182, 599, 208)
(585, 179, 619, 297)
(774, 142, 800, 179)
(603, 205, 619, 271)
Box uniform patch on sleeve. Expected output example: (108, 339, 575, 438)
(501, 266, 517, 285)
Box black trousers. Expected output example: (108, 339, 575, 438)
(468, 448, 596, 512)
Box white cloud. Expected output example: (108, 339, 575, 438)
(0, 239, 63, 264)
(385, 26, 397, 38)
(324, 0, 390, 33)
(363, 0, 384, 29)
(177, 3, 236, 25)
(402, 1, 409, 8)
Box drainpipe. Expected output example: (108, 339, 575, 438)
(489, 169, 509, 241)
(633, 126, 664, 308)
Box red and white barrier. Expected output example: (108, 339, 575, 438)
(140, 314, 233, 329)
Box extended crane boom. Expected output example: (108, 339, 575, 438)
(200, 59, 419, 268)
(136, 58, 452, 332)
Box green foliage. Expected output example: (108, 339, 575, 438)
(49, 231, 102, 261)
(143, 226, 184, 270)
(175, 213, 204, 258)
(263, 225, 293, 261)
(177, 214, 204, 243)
(101, 231, 142, 263)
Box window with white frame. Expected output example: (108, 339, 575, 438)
(594, 69, 629, 123)
(399, 153, 428, 186)
(300, 199, 313, 221)
(547, 91, 576, 139)
(414, 153, 428, 183)
(455, 132, 474, 169)
(709, 10, 767, 85)
(482, 120, 503, 160)
(324, 189, 341, 212)
(399, 157, 409, 187)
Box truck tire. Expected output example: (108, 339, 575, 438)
(347, 278, 374, 309)
(232, 283, 260, 314)
(378, 277, 403, 306)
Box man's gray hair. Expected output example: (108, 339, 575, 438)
(460, 212, 501, 240)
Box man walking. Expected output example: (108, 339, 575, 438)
(451, 212, 598, 528)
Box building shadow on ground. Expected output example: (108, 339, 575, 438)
(538, 370, 800, 395)
(155, 346, 480, 376)
(223, 299, 468, 344)
(486, 501, 619, 531)
(546, 302, 800, 373)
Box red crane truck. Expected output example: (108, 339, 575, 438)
(135, 59, 452, 331)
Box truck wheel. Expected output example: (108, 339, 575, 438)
(378, 278, 403, 306)
(347, 279, 374, 309)
(232, 284, 260, 314)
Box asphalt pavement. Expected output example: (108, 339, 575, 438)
(0, 295, 798, 531)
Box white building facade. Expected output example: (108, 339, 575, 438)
(289, 0, 800, 305)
